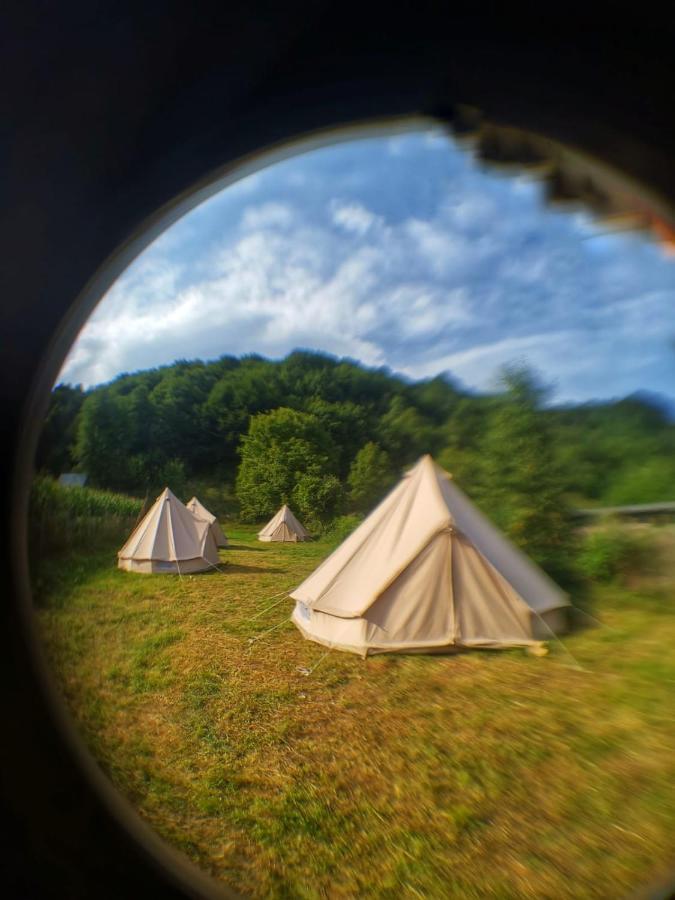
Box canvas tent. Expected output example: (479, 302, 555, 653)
(118, 487, 220, 574)
(291, 455, 570, 656)
(186, 496, 228, 547)
(258, 505, 310, 542)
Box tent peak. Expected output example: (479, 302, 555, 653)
(406, 454, 450, 482)
(420, 454, 454, 480)
(186, 495, 228, 547)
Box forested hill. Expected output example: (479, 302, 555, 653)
(38, 349, 675, 510)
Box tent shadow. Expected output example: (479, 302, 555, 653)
(370, 646, 527, 661)
(567, 605, 603, 636)
(223, 543, 266, 552)
(219, 562, 287, 575)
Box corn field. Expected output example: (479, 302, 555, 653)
(30, 475, 144, 556)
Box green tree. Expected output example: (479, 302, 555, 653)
(473, 363, 577, 583)
(75, 391, 132, 489)
(606, 457, 675, 505)
(436, 395, 497, 492)
(292, 472, 343, 532)
(407, 374, 462, 425)
(36, 384, 86, 475)
(235, 407, 340, 521)
(306, 398, 373, 479)
(377, 395, 437, 467)
(347, 442, 396, 511)
(203, 357, 281, 468)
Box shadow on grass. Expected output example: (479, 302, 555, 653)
(220, 562, 287, 575)
(30, 545, 120, 608)
(223, 542, 266, 552)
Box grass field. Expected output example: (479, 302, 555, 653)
(34, 524, 675, 898)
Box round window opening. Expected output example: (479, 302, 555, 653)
(29, 119, 675, 898)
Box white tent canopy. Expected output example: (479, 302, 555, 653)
(291, 455, 569, 656)
(186, 496, 228, 547)
(258, 505, 310, 542)
(118, 487, 220, 574)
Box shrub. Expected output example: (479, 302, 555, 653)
(577, 521, 649, 583)
(323, 514, 363, 545)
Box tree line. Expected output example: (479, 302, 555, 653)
(37, 350, 675, 582)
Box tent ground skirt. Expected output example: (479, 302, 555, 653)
(118, 556, 215, 574)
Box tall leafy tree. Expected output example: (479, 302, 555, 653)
(236, 407, 341, 522)
(291, 472, 343, 532)
(36, 384, 85, 475)
(474, 364, 577, 582)
(347, 442, 396, 512)
(75, 391, 132, 489)
(306, 398, 373, 479)
(377, 395, 438, 467)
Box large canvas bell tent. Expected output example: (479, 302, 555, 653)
(258, 505, 310, 542)
(186, 496, 228, 548)
(291, 455, 569, 656)
(118, 488, 220, 574)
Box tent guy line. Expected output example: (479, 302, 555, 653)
(248, 592, 293, 621)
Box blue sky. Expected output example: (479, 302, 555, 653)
(59, 127, 675, 406)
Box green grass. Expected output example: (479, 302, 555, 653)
(33, 523, 675, 898)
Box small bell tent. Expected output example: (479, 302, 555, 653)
(118, 488, 220, 574)
(258, 505, 310, 542)
(291, 455, 569, 656)
(186, 496, 228, 548)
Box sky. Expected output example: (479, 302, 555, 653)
(58, 127, 675, 407)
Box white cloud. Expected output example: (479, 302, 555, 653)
(330, 201, 382, 236)
(442, 194, 498, 231)
(405, 218, 475, 278)
(56, 130, 675, 406)
(372, 284, 472, 339)
(240, 202, 294, 231)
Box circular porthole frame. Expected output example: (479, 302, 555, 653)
(2, 5, 675, 897)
